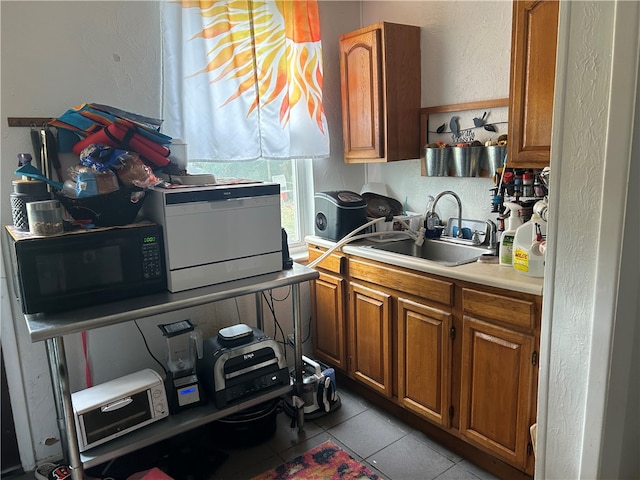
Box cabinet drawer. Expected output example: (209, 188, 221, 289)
(308, 246, 345, 275)
(350, 258, 453, 306)
(462, 288, 538, 330)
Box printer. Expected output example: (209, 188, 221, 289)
(144, 182, 282, 292)
(197, 325, 289, 408)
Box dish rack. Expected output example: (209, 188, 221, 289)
(367, 212, 422, 240)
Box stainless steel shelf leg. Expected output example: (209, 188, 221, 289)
(255, 291, 263, 331)
(292, 283, 305, 432)
(49, 337, 84, 480)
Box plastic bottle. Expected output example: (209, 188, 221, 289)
(498, 202, 522, 266)
(512, 211, 547, 277)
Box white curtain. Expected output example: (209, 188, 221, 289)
(161, 0, 330, 161)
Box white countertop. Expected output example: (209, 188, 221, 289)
(306, 236, 544, 296)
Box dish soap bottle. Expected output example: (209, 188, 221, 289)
(498, 202, 522, 266)
(512, 210, 547, 277)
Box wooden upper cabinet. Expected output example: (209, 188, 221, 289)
(508, 0, 559, 168)
(339, 22, 421, 163)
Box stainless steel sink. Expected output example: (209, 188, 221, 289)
(366, 238, 495, 266)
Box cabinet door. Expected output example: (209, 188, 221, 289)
(340, 28, 383, 162)
(349, 282, 392, 397)
(397, 298, 452, 428)
(311, 272, 347, 370)
(508, 0, 559, 168)
(459, 315, 536, 470)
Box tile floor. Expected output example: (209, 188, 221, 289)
(7, 386, 498, 480)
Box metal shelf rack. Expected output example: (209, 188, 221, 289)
(24, 263, 319, 480)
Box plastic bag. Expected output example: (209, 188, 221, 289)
(64, 165, 119, 198)
(114, 151, 162, 189)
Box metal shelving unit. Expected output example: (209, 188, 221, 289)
(25, 263, 319, 480)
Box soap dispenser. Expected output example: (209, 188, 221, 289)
(498, 202, 522, 266)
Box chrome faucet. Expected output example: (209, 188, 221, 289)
(430, 191, 463, 238)
(485, 219, 497, 249)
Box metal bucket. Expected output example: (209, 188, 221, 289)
(484, 145, 507, 175)
(451, 146, 483, 177)
(423, 147, 450, 176)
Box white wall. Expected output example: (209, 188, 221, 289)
(361, 1, 512, 222)
(537, 2, 639, 478)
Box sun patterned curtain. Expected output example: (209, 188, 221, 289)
(162, 0, 330, 161)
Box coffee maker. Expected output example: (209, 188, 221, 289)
(158, 319, 204, 413)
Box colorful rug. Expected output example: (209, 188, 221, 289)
(252, 440, 382, 480)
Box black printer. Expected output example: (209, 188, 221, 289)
(197, 324, 289, 408)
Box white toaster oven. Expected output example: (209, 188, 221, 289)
(71, 369, 168, 452)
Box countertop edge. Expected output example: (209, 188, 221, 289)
(306, 236, 544, 297)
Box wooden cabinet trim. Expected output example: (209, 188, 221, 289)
(308, 246, 345, 275)
(462, 287, 538, 331)
(349, 257, 454, 306)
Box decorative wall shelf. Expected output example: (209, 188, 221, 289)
(420, 98, 509, 177)
(420, 98, 509, 145)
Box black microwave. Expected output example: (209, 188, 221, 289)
(5, 222, 167, 314)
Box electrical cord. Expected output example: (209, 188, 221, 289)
(134, 320, 167, 375)
(268, 285, 291, 302)
(262, 290, 288, 360)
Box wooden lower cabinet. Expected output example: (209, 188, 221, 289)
(397, 297, 452, 427)
(308, 245, 540, 476)
(459, 315, 536, 471)
(311, 272, 347, 369)
(348, 282, 392, 397)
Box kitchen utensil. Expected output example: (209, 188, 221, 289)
(15, 163, 64, 190)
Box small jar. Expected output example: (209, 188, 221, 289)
(10, 180, 51, 230)
(522, 171, 534, 185)
(27, 200, 64, 236)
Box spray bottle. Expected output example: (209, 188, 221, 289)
(498, 202, 522, 266)
(512, 208, 547, 277)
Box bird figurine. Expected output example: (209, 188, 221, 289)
(473, 111, 487, 127)
(449, 116, 460, 136)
